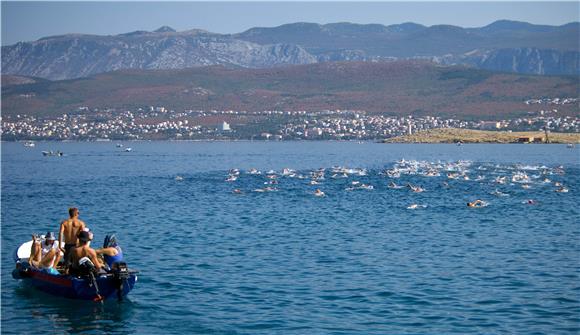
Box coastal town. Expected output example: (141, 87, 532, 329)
(1, 97, 578, 141)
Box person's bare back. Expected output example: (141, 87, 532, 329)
(69, 245, 97, 267)
(61, 218, 85, 242)
(67, 231, 102, 274)
(58, 208, 86, 255)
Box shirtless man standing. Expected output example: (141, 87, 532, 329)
(58, 208, 86, 261)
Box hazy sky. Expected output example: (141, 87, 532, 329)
(2, 1, 579, 45)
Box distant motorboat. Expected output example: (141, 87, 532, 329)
(116, 143, 124, 148)
(23, 141, 35, 147)
(124, 148, 132, 152)
(42, 150, 63, 157)
(567, 143, 575, 148)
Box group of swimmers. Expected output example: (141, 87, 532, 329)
(222, 163, 571, 207)
(29, 207, 123, 276)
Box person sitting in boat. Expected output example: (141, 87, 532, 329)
(96, 234, 123, 270)
(66, 231, 103, 276)
(58, 207, 86, 261)
(29, 232, 61, 275)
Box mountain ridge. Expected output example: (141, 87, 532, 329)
(2, 20, 579, 80)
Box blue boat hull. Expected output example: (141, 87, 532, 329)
(13, 262, 138, 301)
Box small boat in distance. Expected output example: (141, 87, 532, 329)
(42, 150, 63, 157)
(23, 141, 35, 147)
(124, 147, 132, 152)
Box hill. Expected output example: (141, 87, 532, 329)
(2, 20, 579, 80)
(1, 75, 47, 86)
(2, 61, 578, 118)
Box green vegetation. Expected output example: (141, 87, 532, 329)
(439, 68, 490, 84)
(1, 62, 578, 119)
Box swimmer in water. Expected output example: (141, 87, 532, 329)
(314, 189, 325, 197)
(409, 185, 424, 193)
(467, 199, 486, 207)
(233, 189, 242, 194)
(526, 199, 536, 205)
(491, 189, 508, 197)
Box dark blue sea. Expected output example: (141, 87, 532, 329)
(2, 142, 579, 334)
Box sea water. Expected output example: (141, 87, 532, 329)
(1, 142, 579, 334)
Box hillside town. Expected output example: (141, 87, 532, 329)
(1, 98, 579, 141)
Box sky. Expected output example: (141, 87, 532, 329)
(2, 1, 579, 45)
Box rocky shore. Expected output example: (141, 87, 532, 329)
(382, 128, 580, 144)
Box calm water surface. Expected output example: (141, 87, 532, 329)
(2, 142, 579, 334)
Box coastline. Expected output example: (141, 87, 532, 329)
(3, 129, 580, 144)
(382, 128, 580, 144)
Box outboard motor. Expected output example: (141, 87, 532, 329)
(78, 257, 103, 302)
(111, 262, 129, 301)
(78, 257, 96, 274)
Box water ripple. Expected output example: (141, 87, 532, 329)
(2, 142, 579, 334)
